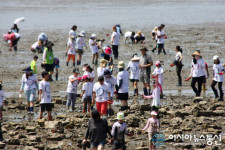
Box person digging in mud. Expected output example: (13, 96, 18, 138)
(134, 31, 145, 44)
(39, 71, 53, 121)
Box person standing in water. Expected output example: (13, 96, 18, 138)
(211, 55, 224, 101)
(186, 51, 208, 97)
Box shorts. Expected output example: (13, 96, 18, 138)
(40, 103, 52, 112)
(82, 96, 92, 103)
(117, 93, 129, 100)
(25, 88, 36, 102)
(91, 141, 105, 148)
(203, 75, 206, 83)
(67, 54, 76, 62)
(140, 73, 150, 84)
(44, 64, 54, 72)
(157, 44, 164, 49)
(96, 101, 107, 114)
(113, 141, 126, 149)
(77, 49, 83, 55)
(91, 48, 99, 55)
(12, 37, 20, 46)
(130, 79, 139, 82)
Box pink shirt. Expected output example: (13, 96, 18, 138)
(142, 117, 159, 133)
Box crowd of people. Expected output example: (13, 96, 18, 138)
(1, 21, 225, 150)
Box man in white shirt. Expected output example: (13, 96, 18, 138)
(39, 71, 52, 121)
(111, 26, 120, 59)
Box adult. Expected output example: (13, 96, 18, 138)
(116, 61, 129, 111)
(151, 27, 158, 52)
(188, 51, 208, 97)
(211, 55, 224, 101)
(134, 31, 145, 44)
(83, 110, 113, 150)
(68, 25, 77, 42)
(139, 47, 153, 96)
(20, 67, 38, 113)
(38, 32, 48, 46)
(6, 32, 21, 51)
(43, 41, 54, 81)
(124, 31, 135, 44)
(31, 40, 43, 53)
(174, 46, 183, 86)
(76, 31, 87, 65)
(89, 34, 99, 65)
(111, 26, 120, 59)
(156, 26, 166, 55)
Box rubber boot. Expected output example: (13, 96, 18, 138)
(30, 107, 34, 113)
(0, 111, 2, 120)
(14, 47, 17, 51)
(152, 47, 156, 52)
(143, 88, 148, 96)
(121, 106, 124, 111)
(49, 75, 53, 82)
(55, 73, 58, 81)
(73, 63, 75, 67)
(95, 60, 98, 65)
(92, 60, 94, 64)
(66, 62, 69, 67)
(163, 49, 167, 55)
(148, 89, 151, 96)
(77, 60, 79, 66)
(27, 107, 30, 113)
(133, 89, 136, 96)
(219, 93, 224, 101)
(136, 89, 139, 96)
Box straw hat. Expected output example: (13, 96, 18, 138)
(117, 112, 125, 120)
(100, 59, 108, 67)
(131, 55, 140, 61)
(191, 51, 202, 57)
(153, 27, 158, 32)
(150, 111, 158, 116)
(118, 61, 125, 69)
(137, 31, 142, 36)
(213, 55, 219, 60)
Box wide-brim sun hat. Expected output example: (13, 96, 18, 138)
(155, 61, 161, 66)
(118, 61, 125, 69)
(213, 55, 219, 60)
(191, 51, 202, 57)
(105, 47, 112, 55)
(100, 59, 108, 67)
(131, 55, 140, 61)
(117, 112, 125, 120)
(150, 111, 158, 116)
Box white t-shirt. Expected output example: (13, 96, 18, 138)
(157, 30, 165, 44)
(83, 71, 95, 84)
(117, 70, 129, 93)
(76, 37, 85, 50)
(89, 39, 98, 54)
(191, 59, 205, 77)
(152, 67, 164, 85)
(151, 86, 160, 107)
(21, 74, 38, 91)
(82, 82, 93, 100)
(69, 30, 76, 41)
(104, 76, 117, 97)
(125, 32, 132, 38)
(111, 121, 127, 136)
(67, 41, 76, 55)
(31, 42, 39, 49)
(14, 33, 21, 39)
(175, 52, 182, 61)
(93, 82, 110, 102)
(134, 33, 145, 38)
(67, 75, 79, 94)
(0, 90, 5, 107)
(39, 80, 51, 104)
(111, 32, 120, 45)
(97, 67, 107, 77)
(213, 64, 224, 82)
(127, 61, 140, 80)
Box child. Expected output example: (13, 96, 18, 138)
(53, 57, 60, 81)
(92, 76, 111, 118)
(104, 69, 117, 117)
(152, 61, 163, 96)
(0, 82, 5, 120)
(142, 111, 159, 150)
(111, 112, 133, 150)
(102, 45, 113, 66)
(39, 71, 52, 121)
(83, 65, 95, 89)
(211, 55, 224, 101)
(20, 67, 39, 113)
(203, 62, 209, 91)
(127, 54, 140, 96)
(81, 75, 92, 113)
(89, 34, 99, 65)
(66, 68, 82, 112)
(143, 76, 161, 108)
(76, 31, 87, 65)
(31, 40, 43, 53)
(66, 35, 76, 67)
(30, 55, 38, 74)
(97, 59, 108, 77)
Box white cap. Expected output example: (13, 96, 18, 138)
(80, 31, 86, 37)
(213, 55, 219, 60)
(91, 34, 96, 38)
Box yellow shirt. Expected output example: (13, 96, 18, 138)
(30, 60, 37, 74)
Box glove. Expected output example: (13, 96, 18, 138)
(65, 52, 68, 57)
(151, 75, 157, 78)
(77, 77, 82, 81)
(164, 36, 167, 39)
(170, 64, 175, 67)
(185, 77, 191, 81)
(219, 72, 224, 75)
